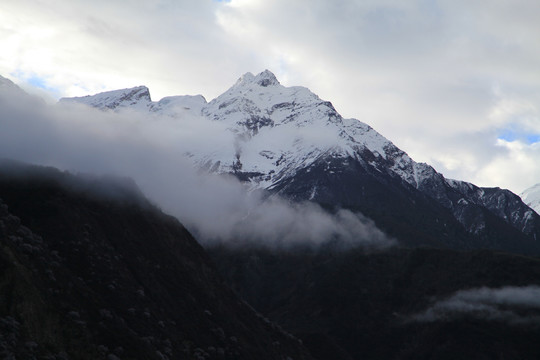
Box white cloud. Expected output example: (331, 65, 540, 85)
(1, 0, 540, 193)
(471, 140, 540, 192)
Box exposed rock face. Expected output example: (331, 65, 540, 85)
(0, 160, 312, 360)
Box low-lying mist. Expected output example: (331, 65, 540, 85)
(412, 286, 540, 326)
(0, 87, 395, 249)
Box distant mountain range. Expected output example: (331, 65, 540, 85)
(60, 70, 540, 254)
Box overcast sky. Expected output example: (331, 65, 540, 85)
(1, 0, 540, 193)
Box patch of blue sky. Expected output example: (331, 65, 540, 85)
(11, 70, 48, 89)
(27, 75, 48, 89)
(10, 70, 61, 99)
(498, 127, 517, 142)
(497, 126, 540, 144)
(28, 76, 62, 98)
(526, 134, 540, 144)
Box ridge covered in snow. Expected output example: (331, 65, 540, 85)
(55, 71, 512, 195)
(59, 86, 152, 110)
(521, 184, 540, 215)
(59, 86, 207, 116)
(61, 70, 420, 190)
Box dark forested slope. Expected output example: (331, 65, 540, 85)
(0, 160, 312, 360)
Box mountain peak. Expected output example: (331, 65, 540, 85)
(235, 70, 280, 87)
(254, 69, 280, 87)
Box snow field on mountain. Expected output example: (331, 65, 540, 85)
(521, 183, 540, 215)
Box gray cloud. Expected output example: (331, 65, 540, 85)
(412, 286, 540, 325)
(0, 84, 394, 249)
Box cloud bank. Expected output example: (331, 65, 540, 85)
(0, 84, 394, 249)
(412, 286, 540, 326)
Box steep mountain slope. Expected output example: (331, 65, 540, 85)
(0, 160, 312, 360)
(210, 246, 540, 360)
(521, 183, 540, 215)
(61, 70, 540, 253)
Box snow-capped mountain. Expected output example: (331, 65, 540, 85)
(60, 70, 540, 253)
(200, 70, 415, 190)
(59, 85, 152, 110)
(59, 85, 207, 116)
(60, 70, 430, 190)
(521, 184, 540, 215)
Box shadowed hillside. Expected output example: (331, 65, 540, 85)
(209, 245, 540, 360)
(0, 160, 312, 360)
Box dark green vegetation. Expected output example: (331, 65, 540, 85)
(209, 245, 540, 360)
(0, 161, 312, 360)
